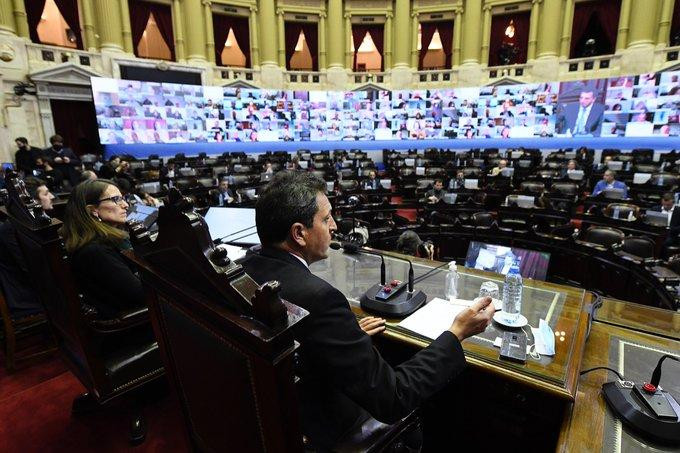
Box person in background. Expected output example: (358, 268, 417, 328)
(44, 134, 81, 186)
(449, 170, 466, 190)
(363, 170, 379, 190)
(34, 156, 64, 192)
(14, 137, 42, 175)
(263, 161, 274, 174)
(662, 193, 680, 254)
(490, 159, 508, 176)
(559, 159, 580, 178)
(396, 230, 435, 260)
(425, 179, 446, 203)
(79, 170, 98, 184)
(212, 177, 239, 206)
(24, 177, 56, 212)
(592, 170, 628, 198)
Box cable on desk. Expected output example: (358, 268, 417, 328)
(585, 292, 603, 340)
(580, 366, 624, 381)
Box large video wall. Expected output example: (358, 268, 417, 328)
(92, 71, 680, 146)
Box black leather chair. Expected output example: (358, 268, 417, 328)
(603, 203, 639, 221)
(520, 181, 545, 193)
(472, 212, 495, 227)
(4, 176, 164, 444)
(551, 182, 578, 197)
(127, 189, 421, 453)
(618, 236, 656, 260)
(582, 226, 625, 249)
(649, 173, 679, 187)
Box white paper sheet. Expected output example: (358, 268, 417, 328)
(398, 298, 467, 340)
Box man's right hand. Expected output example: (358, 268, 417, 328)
(448, 297, 495, 341)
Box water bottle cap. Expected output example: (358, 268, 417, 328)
(449, 261, 457, 271)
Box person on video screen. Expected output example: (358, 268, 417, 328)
(555, 90, 605, 137)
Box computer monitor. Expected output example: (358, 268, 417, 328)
(2, 162, 14, 171)
(606, 161, 624, 171)
(567, 170, 584, 181)
(464, 179, 479, 189)
(326, 181, 335, 193)
(404, 158, 416, 167)
(127, 204, 159, 232)
(506, 195, 535, 209)
(602, 188, 626, 199)
(260, 172, 273, 182)
(443, 193, 457, 204)
(379, 179, 391, 190)
(298, 160, 309, 169)
(633, 173, 652, 184)
(464, 241, 551, 281)
(204, 207, 260, 245)
(416, 166, 426, 176)
(644, 210, 670, 227)
(500, 167, 515, 177)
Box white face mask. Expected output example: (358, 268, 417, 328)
(531, 319, 555, 356)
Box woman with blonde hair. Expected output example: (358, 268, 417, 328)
(61, 179, 145, 320)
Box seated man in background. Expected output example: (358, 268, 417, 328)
(14, 137, 42, 176)
(240, 171, 494, 450)
(592, 170, 628, 198)
(212, 177, 239, 206)
(559, 159, 579, 179)
(661, 193, 680, 254)
(396, 230, 435, 260)
(490, 159, 508, 176)
(449, 170, 466, 190)
(363, 170, 379, 190)
(425, 179, 446, 203)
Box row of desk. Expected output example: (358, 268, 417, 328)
(310, 248, 680, 451)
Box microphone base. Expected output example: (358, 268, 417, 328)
(602, 381, 680, 446)
(360, 283, 427, 317)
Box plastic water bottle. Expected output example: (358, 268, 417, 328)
(445, 261, 459, 301)
(502, 261, 523, 323)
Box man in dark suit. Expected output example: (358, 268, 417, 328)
(240, 171, 494, 450)
(662, 193, 680, 255)
(211, 177, 239, 206)
(43, 134, 81, 186)
(555, 90, 605, 137)
(14, 137, 42, 175)
(363, 170, 379, 190)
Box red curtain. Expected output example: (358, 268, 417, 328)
(54, 0, 84, 49)
(671, 2, 680, 44)
(300, 22, 318, 71)
(352, 24, 384, 71)
(419, 22, 437, 69)
(213, 14, 251, 67)
(488, 12, 530, 66)
(129, 0, 175, 60)
(569, 0, 621, 58)
(437, 21, 454, 69)
(24, 0, 47, 44)
(284, 21, 301, 69)
(514, 248, 548, 280)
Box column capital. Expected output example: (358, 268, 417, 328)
(344, 12, 352, 19)
(483, 5, 492, 11)
(249, 5, 258, 12)
(201, 0, 211, 6)
(276, 8, 285, 16)
(319, 11, 327, 18)
(454, 7, 464, 15)
(410, 11, 418, 18)
(386, 12, 393, 19)
(531, 0, 543, 4)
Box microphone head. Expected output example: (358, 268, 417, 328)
(329, 241, 342, 250)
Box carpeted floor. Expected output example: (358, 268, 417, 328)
(0, 354, 189, 453)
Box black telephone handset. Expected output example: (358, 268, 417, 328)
(499, 331, 527, 364)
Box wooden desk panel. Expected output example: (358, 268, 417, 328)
(595, 298, 680, 340)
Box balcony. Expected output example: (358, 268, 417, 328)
(413, 69, 458, 85)
(215, 67, 260, 85)
(486, 64, 530, 81)
(349, 71, 388, 86)
(284, 70, 326, 85)
(25, 43, 104, 74)
(559, 54, 621, 80)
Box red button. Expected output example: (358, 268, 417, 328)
(643, 383, 656, 393)
(391, 280, 400, 287)
(383, 286, 392, 293)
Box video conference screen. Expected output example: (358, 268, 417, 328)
(464, 241, 551, 281)
(92, 71, 680, 146)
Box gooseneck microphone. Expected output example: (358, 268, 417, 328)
(329, 237, 426, 317)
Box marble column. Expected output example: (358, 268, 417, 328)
(616, 0, 631, 52)
(345, 13, 352, 69)
(11, 0, 29, 38)
(80, 0, 97, 51)
(461, 0, 482, 65)
(326, 0, 344, 68)
(276, 9, 285, 67)
(452, 8, 462, 66)
(258, 0, 278, 65)
(480, 5, 492, 65)
(626, 0, 659, 48)
(537, 0, 562, 58)
(172, 0, 186, 61)
(0, 0, 16, 36)
(559, 0, 574, 58)
(118, 0, 133, 53)
(527, 0, 540, 60)
(393, 0, 411, 67)
(657, 0, 674, 46)
(203, 0, 215, 64)
(182, 0, 207, 62)
(93, 0, 124, 52)
(410, 13, 419, 68)
(248, 6, 259, 67)
(383, 13, 392, 69)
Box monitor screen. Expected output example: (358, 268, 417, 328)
(2, 162, 14, 171)
(127, 203, 159, 232)
(464, 241, 551, 280)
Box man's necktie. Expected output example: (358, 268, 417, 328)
(575, 107, 586, 134)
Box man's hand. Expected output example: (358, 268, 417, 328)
(63, 156, 70, 163)
(448, 297, 495, 341)
(54, 157, 63, 163)
(359, 316, 386, 336)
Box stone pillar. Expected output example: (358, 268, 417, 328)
(345, 13, 352, 68)
(11, 0, 30, 39)
(80, 0, 97, 51)
(248, 6, 259, 67)
(326, 0, 344, 68)
(0, 0, 16, 36)
(118, 0, 133, 53)
(172, 0, 186, 61)
(480, 5, 492, 65)
(383, 13, 392, 69)
(627, 0, 659, 48)
(203, 0, 215, 64)
(527, 0, 541, 60)
(183, 0, 207, 62)
(559, 0, 574, 58)
(410, 13, 419, 68)
(461, 0, 482, 65)
(276, 9, 285, 67)
(258, 0, 278, 65)
(616, 0, 631, 52)
(537, 0, 562, 58)
(452, 8, 462, 66)
(93, 0, 125, 52)
(318, 13, 327, 69)
(657, 0, 674, 46)
(393, 0, 411, 68)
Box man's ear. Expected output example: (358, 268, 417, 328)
(290, 222, 307, 247)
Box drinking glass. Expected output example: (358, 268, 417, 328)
(478, 281, 500, 300)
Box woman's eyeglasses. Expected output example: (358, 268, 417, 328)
(98, 195, 126, 205)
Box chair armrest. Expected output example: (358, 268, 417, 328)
(88, 307, 150, 334)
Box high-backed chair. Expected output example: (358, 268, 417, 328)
(520, 181, 545, 193)
(581, 226, 625, 249)
(4, 176, 164, 444)
(617, 236, 656, 260)
(127, 189, 420, 452)
(603, 203, 639, 221)
(472, 211, 495, 228)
